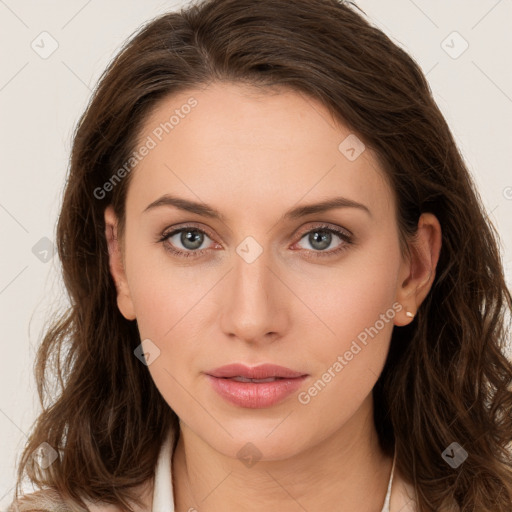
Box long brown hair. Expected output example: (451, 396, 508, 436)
(11, 0, 512, 510)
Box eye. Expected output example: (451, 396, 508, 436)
(158, 224, 217, 258)
(294, 224, 353, 258)
(158, 223, 353, 259)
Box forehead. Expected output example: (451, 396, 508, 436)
(126, 82, 394, 221)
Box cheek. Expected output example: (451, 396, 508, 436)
(127, 265, 211, 351)
(295, 286, 395, 403)
(292, 237, 401, 402)
(296, 236, 401, 349)
(127, 265, 212, 414)
(125, 247, 221, 385)
(123, 229, 210, 339)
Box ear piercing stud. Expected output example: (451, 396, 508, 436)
(405, 311, 415, 318)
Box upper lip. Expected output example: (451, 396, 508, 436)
(206, 363, 307, 379)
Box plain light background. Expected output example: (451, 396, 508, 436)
(1, 0, 511, 506)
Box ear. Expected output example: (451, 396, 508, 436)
(394, 212, 442, 326)
(104, 205, 136, 320)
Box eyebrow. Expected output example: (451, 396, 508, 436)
(143, 194, 371, 221)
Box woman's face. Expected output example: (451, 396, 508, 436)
(106, 82, 423, 460)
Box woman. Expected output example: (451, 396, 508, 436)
(9, 0, 512, 510)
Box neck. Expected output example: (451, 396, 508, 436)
(171, 395, 394, 512)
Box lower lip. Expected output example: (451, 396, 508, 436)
(206, 375, 308, 408)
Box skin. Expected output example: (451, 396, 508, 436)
(105, 82, 441, 511)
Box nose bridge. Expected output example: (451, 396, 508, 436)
(232, 237, 273, 313)
(219, 235, 286, 343)
(233, 243, 272, 305)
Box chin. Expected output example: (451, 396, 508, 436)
(195, 419, 313, 462)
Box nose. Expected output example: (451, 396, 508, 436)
(218, 246, 289, 346)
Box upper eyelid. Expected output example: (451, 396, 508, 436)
(162, 222, 216, 240)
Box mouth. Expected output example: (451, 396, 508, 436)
(205, 363, 309, 408)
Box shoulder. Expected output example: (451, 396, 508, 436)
(8, 481, 153, 512)
(7, 489, 72, 512)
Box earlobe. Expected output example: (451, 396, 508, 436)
(394, 212, 442, 326)
(104, 205, 136, 321)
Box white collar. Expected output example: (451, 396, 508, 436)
(152, 429, 396, 512)
(152, 428, 175, 511)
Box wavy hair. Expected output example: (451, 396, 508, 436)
(11, 0, 512, 510)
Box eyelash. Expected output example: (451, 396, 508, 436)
(157, 223, 354, 260)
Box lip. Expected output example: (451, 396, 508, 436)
(205, 364, 308, 409)
(207, 363, 306, 379)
